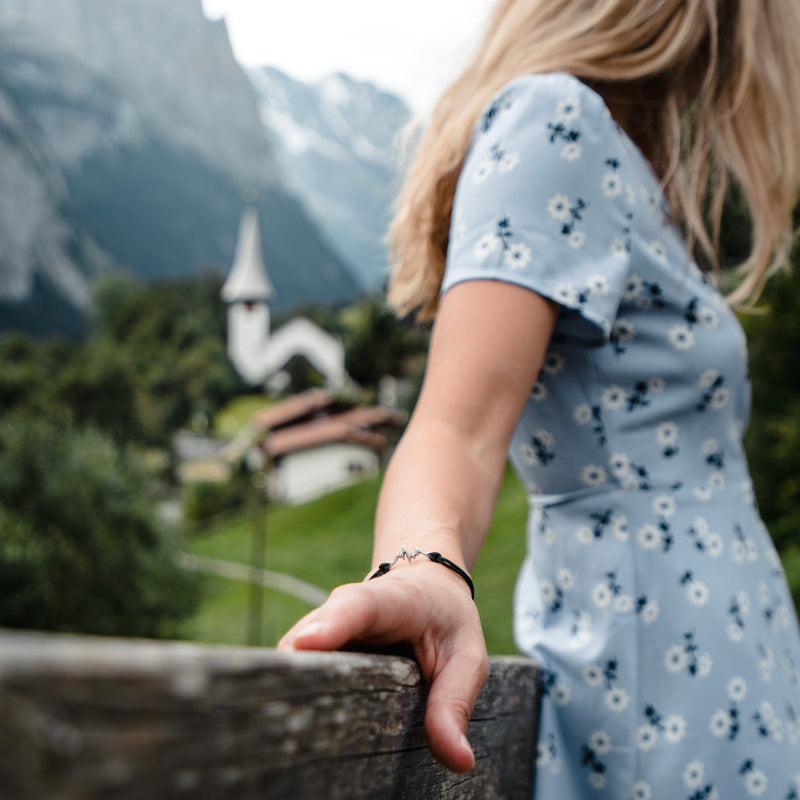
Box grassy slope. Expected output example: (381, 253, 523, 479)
(179, 466, 527, 654)
(179, 466, 800, 654)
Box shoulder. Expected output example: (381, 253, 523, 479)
(472, 72, 618, 148)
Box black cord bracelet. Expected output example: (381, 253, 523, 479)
(369, 546, 475, 599)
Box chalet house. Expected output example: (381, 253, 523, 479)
(253, 389, 405, 505)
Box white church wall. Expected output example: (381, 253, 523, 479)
(275, 443, 379, 505)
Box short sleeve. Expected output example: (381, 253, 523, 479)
(442, 72, 633, 344)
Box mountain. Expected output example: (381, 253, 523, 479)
(0, 0, 361, 336)
(248, 66, 412, 293)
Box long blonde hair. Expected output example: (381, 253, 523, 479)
(388, 0, 800, 320)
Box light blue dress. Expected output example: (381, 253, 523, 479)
(441, 72, 800, 799)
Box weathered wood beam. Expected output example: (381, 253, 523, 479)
(0, 631, 540, 799)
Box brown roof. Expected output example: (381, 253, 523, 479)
(252, 388, 335, 431)
(264, 417, 388, 459)
(330, 405, 407, 429)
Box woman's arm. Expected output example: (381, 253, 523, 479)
(278, 279, 558, 772)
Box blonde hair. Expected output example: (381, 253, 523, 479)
(388, 0, 800, 320)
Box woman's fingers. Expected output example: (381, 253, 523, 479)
(422, 634, 489, 772)
(276, 575, 489, 774)
(277, 579, 427, 652)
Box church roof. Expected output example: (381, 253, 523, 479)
(220, 206, 275, 303)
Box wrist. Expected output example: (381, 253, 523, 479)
(368, 545, 475, 599)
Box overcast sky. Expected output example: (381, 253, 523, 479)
(201, 0, 495, 112)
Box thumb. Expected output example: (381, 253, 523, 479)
(422, 644, 489, 773)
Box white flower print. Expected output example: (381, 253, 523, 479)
(664, 714, 687, 743)
(701, 437, 719, 456)
(625, 184, 637, 205)
(582, 465, 608, 487)
(614, 594, 634, 614)
(602, 385, 626, 410)
(536, 741, 551, 768)
(601, 171, 624, 198)
(652, 494, 676, 517)
(552, 682, 571, 706)
(709, 709, 729, 737)
(472, 159, 494, 184)
(736, 590, 751, 614)
(548, 193, 572, 221)
(609, 452, 631, 477)
(650, 240, 669, 263)
(535, 428, 555, 448)
(656, 421, 678, 446)
(531, 380, 548, 402)
(588, 772, 606, 791)
(665, 645, 688, 673)
(697, 652, 713, 677)
(568, 230, 586, 250)
(451, 209, 465, 245)
(605, 687, 629, 713)
(497, 150, 520, 174)
(587, 274, 609, 297)
(561, 142, 582, 161)
(698, 305, 719, 329)
(704, 531, 723, 557)
(519, 443, 536, 465)
(612, 318, 636, 341)
(707, 471, 725, 491)
(610, 238, 627, 257)
(641, 600, 660, 625)
(638, 524, 660, 550)
(623, 273, 644, 300)
(539, 579, 556, 606)
(668, 324, 695, 350)
(473, 232, 499, 260)
(556, 567, 575, 591)
(576, 525, 594, 546)
(687, 581, 710, 607)
(728, 622, 744, 642)
(727, 675, 747, 703)
(592, 582, 612, 607)
(683, 760, 705, 790)
(582, 663, 604, 687)
(632, 780, 652, 800)
(542, 350, 565, 374)
(553, 282, 579, 306)
(589, 729, 612, 755)
(699, 368, 719, 389)
(555, 96, 582, 122)
(611, 515, 629, 541)
(636, 723, 659, 751)
(503, 241, 532, 269)
(573, 403, 592, 425)
(648, 377, 666, 394)
(710, 386, 730, 410)
(745, 769, 768, 797)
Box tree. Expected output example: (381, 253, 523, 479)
(0, 411, 198, 636)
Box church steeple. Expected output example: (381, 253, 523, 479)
(221, 205, 274, 304)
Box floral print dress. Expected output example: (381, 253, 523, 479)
(441, 72, 800, 799)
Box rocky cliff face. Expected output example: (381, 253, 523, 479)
(0, 0, 361, 335)
(248, 67, 412, 293)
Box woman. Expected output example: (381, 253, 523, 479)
(279, 0, 800, 795)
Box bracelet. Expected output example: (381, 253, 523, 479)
(369, 545, 475, 599)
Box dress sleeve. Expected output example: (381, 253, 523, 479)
(441, 72, 634, 344)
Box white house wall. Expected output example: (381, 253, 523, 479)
(275, 443, 379, 505)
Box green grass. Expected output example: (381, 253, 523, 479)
(178, 467, 527, 654)
(212, 394, 276, 438)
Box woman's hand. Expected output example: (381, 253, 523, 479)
(277, 561, 489, 774)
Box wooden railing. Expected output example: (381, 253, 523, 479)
(0, 631, 540, 799)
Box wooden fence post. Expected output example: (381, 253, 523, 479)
(0, 630, 540, 799)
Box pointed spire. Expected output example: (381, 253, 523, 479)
(221, 205, 275, 304)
